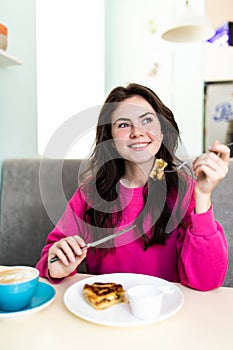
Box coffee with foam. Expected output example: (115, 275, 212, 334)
(0, 267, 37, 284)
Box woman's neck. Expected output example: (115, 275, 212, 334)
(121, 160, 154, 188)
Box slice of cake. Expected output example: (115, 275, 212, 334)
(83, 282, 126, 310)
(150, 158, 168, 181)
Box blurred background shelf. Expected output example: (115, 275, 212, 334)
(0, 49, 23, 66)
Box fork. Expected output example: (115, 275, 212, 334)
(164, 142, 233, 174)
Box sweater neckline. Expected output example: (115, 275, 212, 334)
(120, 181, 144, 197)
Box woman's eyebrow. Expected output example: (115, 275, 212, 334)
(138, 112, 156, 119)
(113, 112, 156, 124)
(113, 117, 131, 125)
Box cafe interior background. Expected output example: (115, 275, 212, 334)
(0, 0, 233, 187)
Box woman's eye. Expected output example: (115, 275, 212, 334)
(142, 117, 153, 125)
(118, 122, 129, 128)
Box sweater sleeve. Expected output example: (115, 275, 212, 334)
(177, 200, 228, 291)
(36, 187, 87, 283)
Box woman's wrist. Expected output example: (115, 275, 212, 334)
(194, 188, 211, 214)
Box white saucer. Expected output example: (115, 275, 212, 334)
(0, 281, 56, 319)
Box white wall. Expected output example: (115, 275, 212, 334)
(203, 0, 233, 150)
(36, 0, 208, 159)
(0, 0, 38, 167)
(204, 45, 233, 82)
(1, 0, 232, 173)
(204, 0, 233, 81)
(105, 0, 206, 157)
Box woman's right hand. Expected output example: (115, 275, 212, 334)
(48, 236, 87, 279)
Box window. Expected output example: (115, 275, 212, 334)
(36, 0, 105, 158)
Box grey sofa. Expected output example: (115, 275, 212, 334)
(211, 159, 233, 287)
(0, 158, 232, 286)
(0, 158, 86, 272)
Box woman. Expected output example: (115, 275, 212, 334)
(36, 83, 230, 291)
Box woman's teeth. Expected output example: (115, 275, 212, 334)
(130, 143, 149, 148)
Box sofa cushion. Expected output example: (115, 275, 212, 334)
(0, 158, 86, 271)
(211, 159, 233, 287)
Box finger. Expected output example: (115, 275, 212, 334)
(63, 236, 85, 259)
(193, 154, 218, 172)
(73, 235, 86, 249)
(194, 158, 228, 182)
(194, 164, 218, 180)
(63, 236, 86, 257)
(52, 238, 77, 264)
(49, 243, 70, 266)
(196, 149, 228, 168)
(50, 248, 70, 266)
(208, 141, 230, 163)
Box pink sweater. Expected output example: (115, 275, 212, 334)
(36, 181, 228, 291)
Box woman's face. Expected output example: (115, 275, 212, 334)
(111, 95, 163, 165)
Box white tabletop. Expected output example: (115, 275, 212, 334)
(1, 273, 233, 350)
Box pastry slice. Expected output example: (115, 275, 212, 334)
(150, 158, 168, 181)
(83, 282, 126, 310)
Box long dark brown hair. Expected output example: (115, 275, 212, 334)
(80, 83, 190, 249)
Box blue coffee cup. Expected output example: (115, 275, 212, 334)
(0, 266, 39, 312)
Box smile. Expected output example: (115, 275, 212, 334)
(129, 142, 150, 149)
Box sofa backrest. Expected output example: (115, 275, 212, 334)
(0, 158, 86, 272)
(211, 159, 233, 287)
(0, 158, 232, 286)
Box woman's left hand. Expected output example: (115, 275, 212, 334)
(193, 140, 230, 195)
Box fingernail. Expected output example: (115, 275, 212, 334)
(76, 248, 83, 256)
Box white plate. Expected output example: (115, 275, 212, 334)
(64, 273, 184, 327)
(0, 282, 56, 319)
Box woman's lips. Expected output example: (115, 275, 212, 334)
(128, 142, 151, 150)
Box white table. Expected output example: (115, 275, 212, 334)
(1, 273, 233, 350)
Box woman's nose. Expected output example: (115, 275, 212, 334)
(130, 125, 145, 138)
